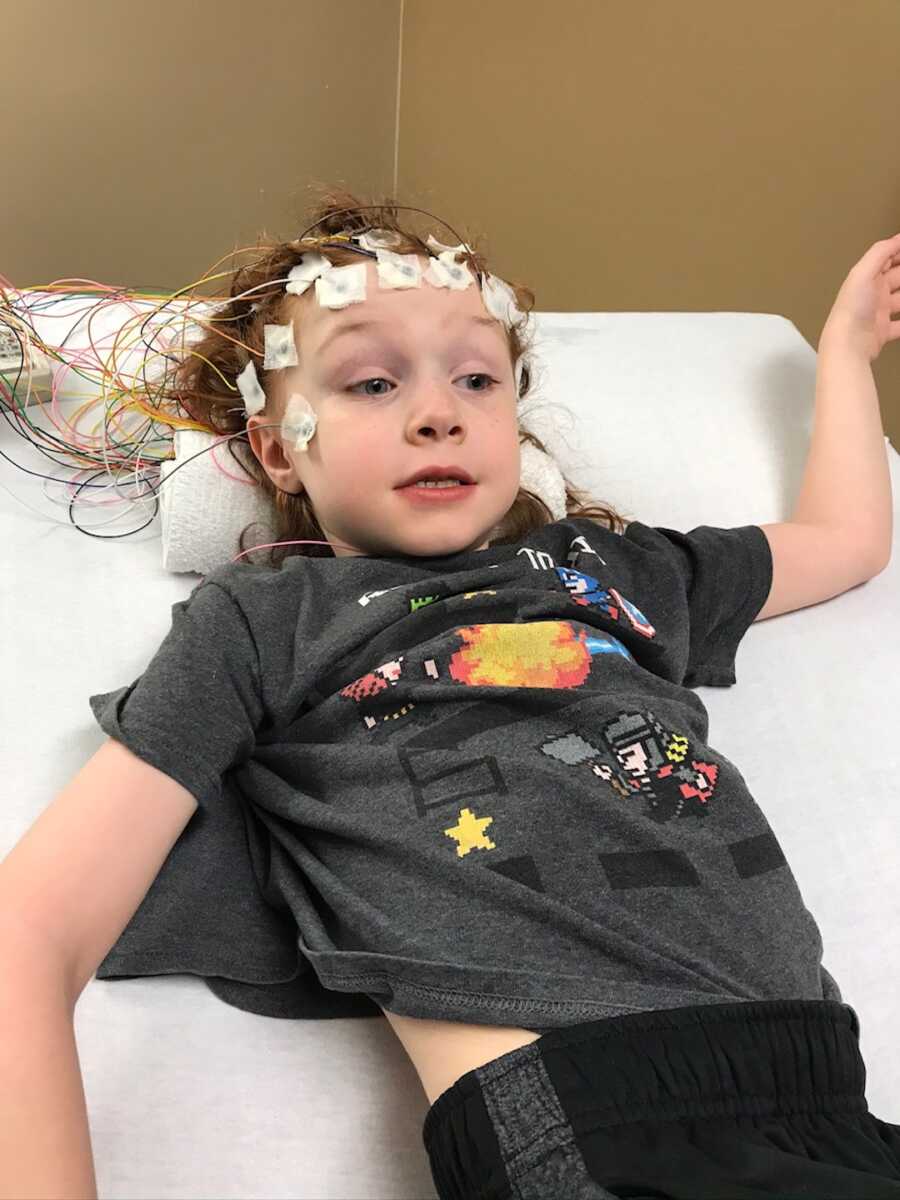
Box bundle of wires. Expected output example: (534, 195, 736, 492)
(0, 251, 262, 542)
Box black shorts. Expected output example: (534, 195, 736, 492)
(421, 998, 900, 1199)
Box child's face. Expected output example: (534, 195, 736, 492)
(247, 256, 521, 559)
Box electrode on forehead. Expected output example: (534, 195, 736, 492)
(263, 322, 299, 369)
(424, 252, 475, 290)
(281, 392, 317, 452)
(374, 249, 423, 289)
(315, 262, 368, 309)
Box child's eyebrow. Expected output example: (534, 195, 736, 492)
(315, 314, 501, 356)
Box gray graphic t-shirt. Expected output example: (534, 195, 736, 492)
(88, 516, 845, 1029)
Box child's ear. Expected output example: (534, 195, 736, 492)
(245, 417, 304, 495)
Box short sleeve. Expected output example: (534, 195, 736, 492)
(625, 521, 773, 688)
(88, 581, 264, 808)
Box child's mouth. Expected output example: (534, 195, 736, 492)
(396, 482, 478, 503)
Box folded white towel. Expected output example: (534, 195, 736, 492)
(160, 431, 567, 575)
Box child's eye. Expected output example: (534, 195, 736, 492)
(347, 373, 499, 397)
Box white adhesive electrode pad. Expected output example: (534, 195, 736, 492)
(281, 392, 317, 452)
(285, 253, 332, 296)
(374, 250, 423, 289)
(315, 263, 368, 309)
(263, 323, 299, 370)
(236, 359, 266, 415)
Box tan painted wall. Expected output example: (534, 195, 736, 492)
(2, 0, 898, 445)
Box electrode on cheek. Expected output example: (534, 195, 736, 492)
(281, 392, 318, 453)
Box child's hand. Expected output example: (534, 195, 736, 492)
(821, 230, 900, 362)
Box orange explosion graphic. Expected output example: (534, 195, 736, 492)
(448, 622, 592, 689)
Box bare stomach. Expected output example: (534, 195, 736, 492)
(381, 1008, 543, 1107)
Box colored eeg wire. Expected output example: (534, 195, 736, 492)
(0, 302, 153, 534)
(0, 269, 314, 543)
(0, 297, 148, 531)
(0, 260, 269, 538)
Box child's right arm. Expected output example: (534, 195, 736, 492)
(0, 737, 200, 1199)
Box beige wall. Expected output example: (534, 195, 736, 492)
(3, 0, 898, 446)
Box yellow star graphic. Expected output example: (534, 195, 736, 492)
(444, 807, 496, 858)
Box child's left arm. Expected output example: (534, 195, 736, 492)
(753, 232, 898, 623)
